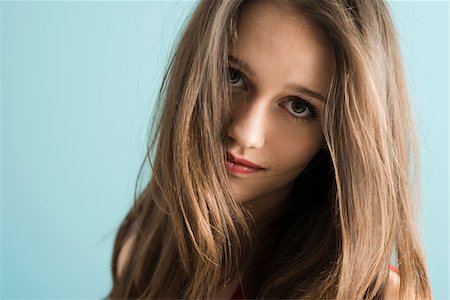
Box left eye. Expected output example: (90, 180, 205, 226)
(283, 98, 313, 117)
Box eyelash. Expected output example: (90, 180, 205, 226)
(228, 67, 321, 123)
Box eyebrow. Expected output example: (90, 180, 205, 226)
(285, 83, 327, 103)
(228, 55, 327, 103)
(229, 55, 257, 77)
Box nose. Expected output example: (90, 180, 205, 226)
(227, 97, 267, 149)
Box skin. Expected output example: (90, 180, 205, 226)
(225, 0, 334, 225)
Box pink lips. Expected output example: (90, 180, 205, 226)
(226, 152, 265, 174)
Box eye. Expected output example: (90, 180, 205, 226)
(281, 97, 320, 121)
(228, 67, 246, 89)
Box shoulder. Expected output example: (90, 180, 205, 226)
(116, 232, 137, 279)
(383, 269, 400, 299)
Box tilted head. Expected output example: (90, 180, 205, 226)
(107, 1, 432, 299)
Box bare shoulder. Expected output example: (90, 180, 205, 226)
(117, 232, 137, 279)
(383, 269, 400, 299)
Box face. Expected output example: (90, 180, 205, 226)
(224, 0, 334, 222)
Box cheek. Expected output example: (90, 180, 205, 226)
(268, 124, 324, 170)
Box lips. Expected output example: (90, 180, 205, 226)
(226, 151, 265, 170)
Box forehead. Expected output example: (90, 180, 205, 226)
(237, 0, 329, 43)
(232, 0, 334, 95)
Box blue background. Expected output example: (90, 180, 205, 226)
(1, 1, 448, 299)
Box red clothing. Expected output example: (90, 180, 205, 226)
(389, 264, 400, 274)
(231, 265, 400, 299)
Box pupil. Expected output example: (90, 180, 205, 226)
(229, 68, 239, 84)
(292, 101, 306, 113)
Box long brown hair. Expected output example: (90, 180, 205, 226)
(105, 0, 432, 298)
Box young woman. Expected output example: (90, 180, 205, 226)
(106, 0, 432, 299)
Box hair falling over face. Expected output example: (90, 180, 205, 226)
(105, 0, 432, 299)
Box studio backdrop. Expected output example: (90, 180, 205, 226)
(1, 1, 448, 299)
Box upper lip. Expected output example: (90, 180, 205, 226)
(226, 151, 265, 169)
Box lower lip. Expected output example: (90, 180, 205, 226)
(225, 159, 264, 174)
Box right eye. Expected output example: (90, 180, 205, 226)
(229, 67, 246, 89)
